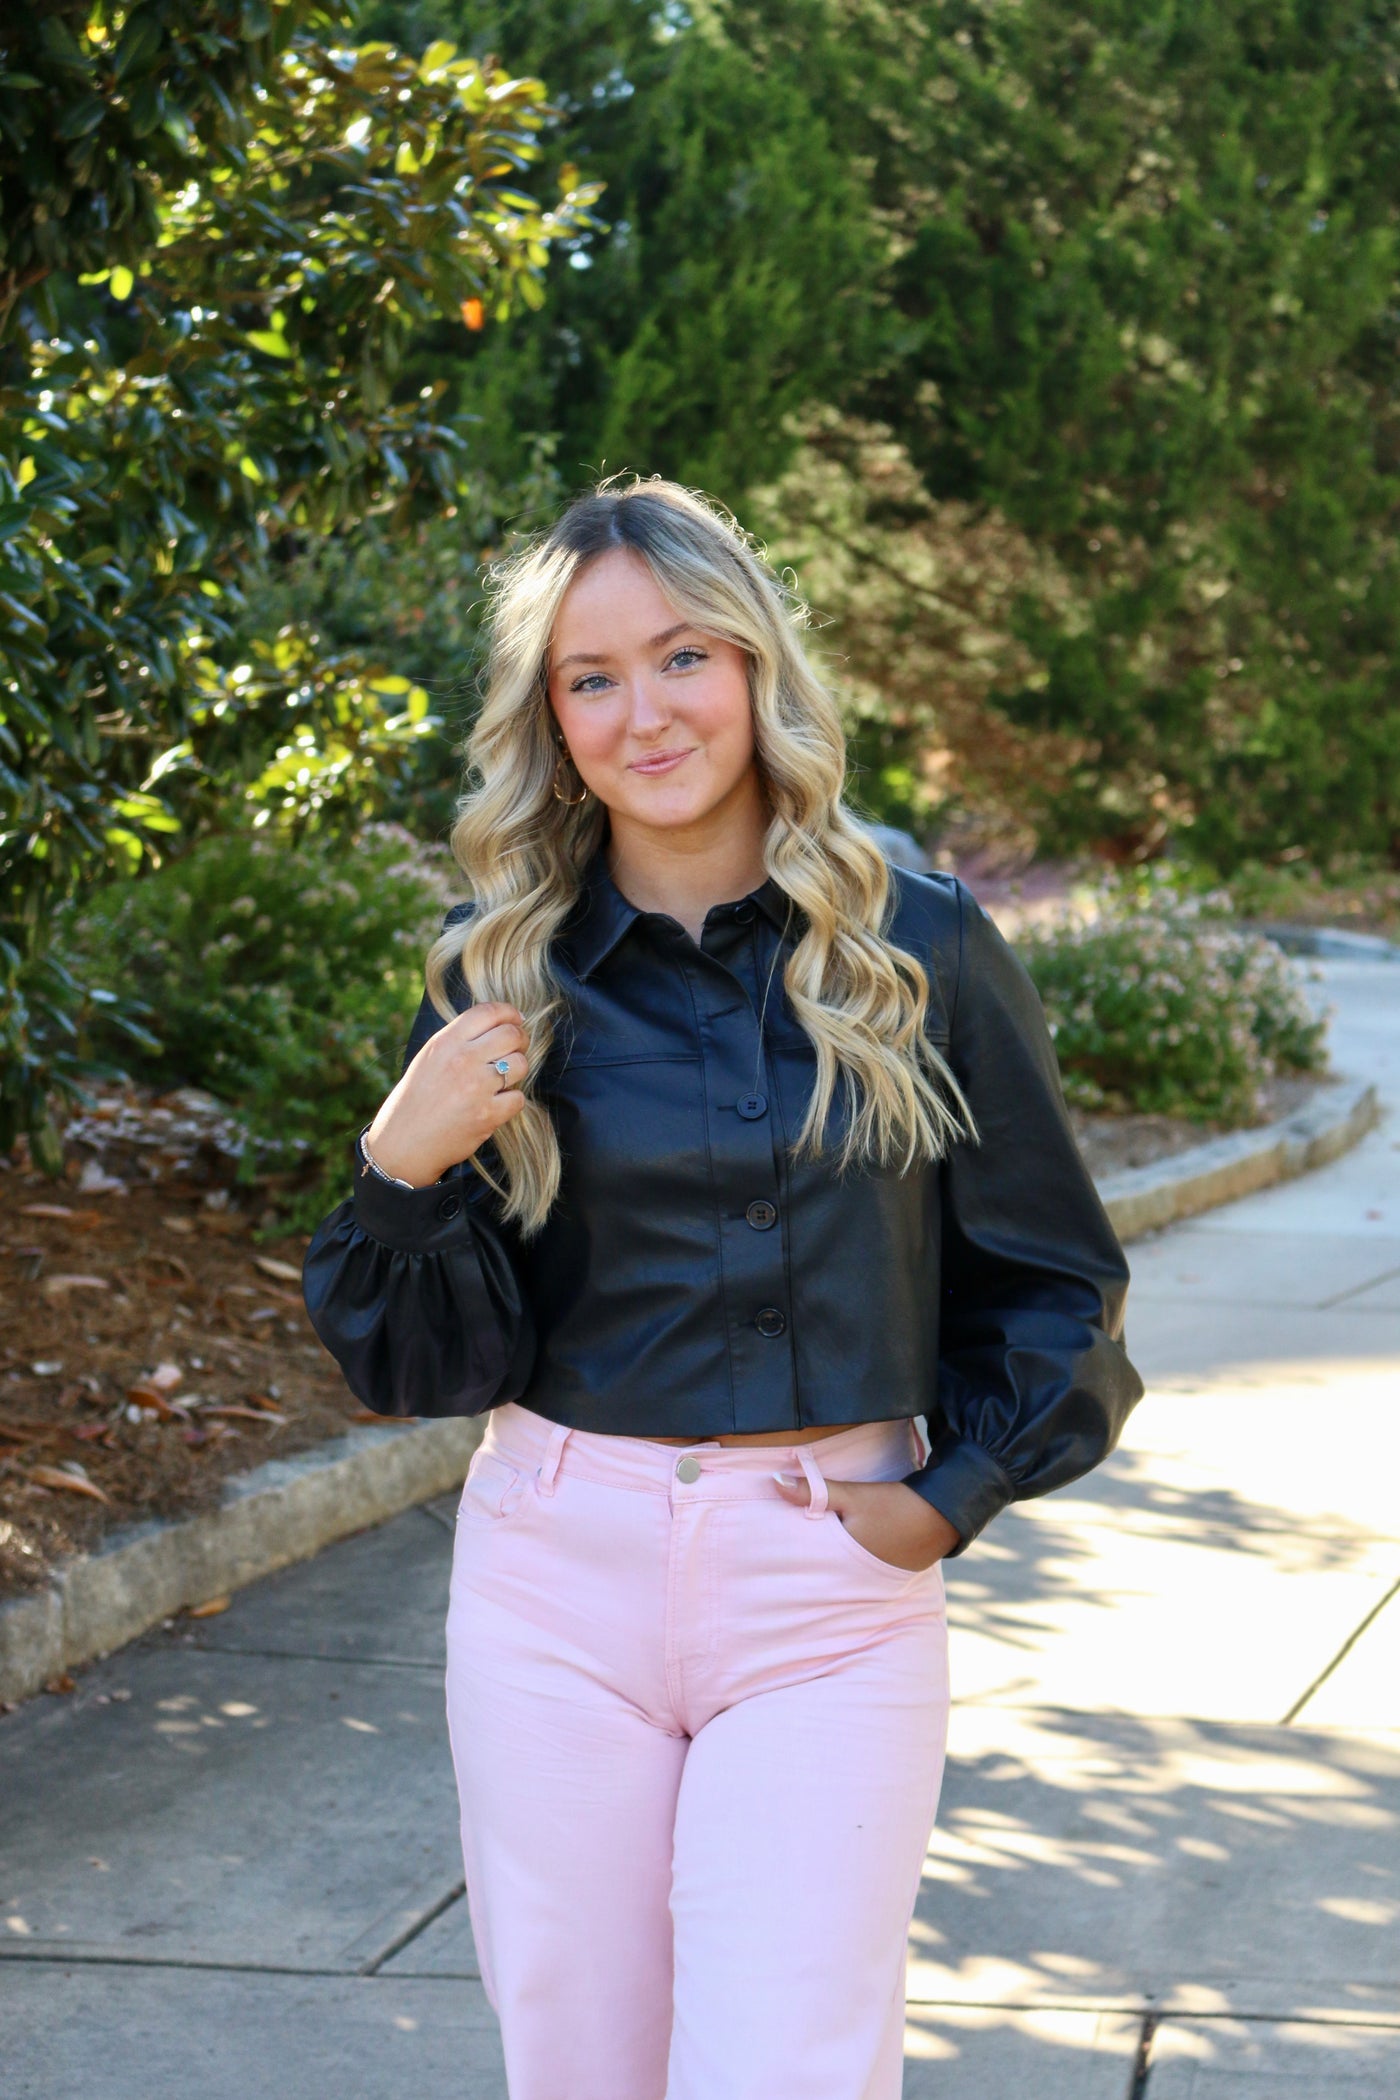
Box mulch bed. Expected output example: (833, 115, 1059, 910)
(0, 1085, 366, 1603)
(1066, 1070, 1333, 1180)
(0, 1066, 1335, 1604)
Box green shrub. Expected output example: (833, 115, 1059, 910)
(1018, 888, 1329, 1124)
(61, 825, 449, 1224)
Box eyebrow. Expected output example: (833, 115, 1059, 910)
(553, 621, 696, 673)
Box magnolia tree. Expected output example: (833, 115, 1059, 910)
(0, 1, 600, 1163)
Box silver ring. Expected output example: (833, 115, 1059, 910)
(492, 1058, 511, 1078)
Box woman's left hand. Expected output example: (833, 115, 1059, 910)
(772, 1474, 961, 1571)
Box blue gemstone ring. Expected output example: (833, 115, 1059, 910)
(493, 1058, 512, 1078)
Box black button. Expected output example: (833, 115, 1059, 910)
(436, 1192, 463, 1222)
(745, 1199, 777, 1230)
(755, 1306, 786, 1338)
(733, 901, 756, 924)
(736, 1093, 768, 1120)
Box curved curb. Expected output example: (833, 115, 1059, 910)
(0, 1415, 484, 1708)
(0, 1078, 1381, 1708)
(1097, 1077, 1381, 1244)
(1246, 921, 1400, 963)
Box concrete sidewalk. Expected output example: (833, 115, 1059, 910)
(3, 958, 1397, 2098)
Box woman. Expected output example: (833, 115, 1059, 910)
(302, 477, 1143, 2100)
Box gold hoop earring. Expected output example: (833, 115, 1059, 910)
(552, 748, 589, 806)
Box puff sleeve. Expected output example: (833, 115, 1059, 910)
(901, 880, 1145, 1551)
(300, 907, 537, 1419)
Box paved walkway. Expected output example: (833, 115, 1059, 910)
(3, 959, 1397, 2098)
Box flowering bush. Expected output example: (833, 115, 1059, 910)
(61, 826, 449, 1223)
(1018, 886, 1329, 1124)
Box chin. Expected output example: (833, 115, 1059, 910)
(623, 801, 710, 833)
(615, 778, 711, 822)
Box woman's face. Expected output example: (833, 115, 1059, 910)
(547, 549, 758, 836)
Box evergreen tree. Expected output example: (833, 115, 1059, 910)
(356, 0, 877, 499)
(732, 0, 1400, 866)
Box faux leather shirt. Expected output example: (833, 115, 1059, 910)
(301, 843, 1144, 1551)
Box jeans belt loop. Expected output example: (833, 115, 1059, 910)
(796, 1443, 829, 1519)
(537, 1423, 571, 1497)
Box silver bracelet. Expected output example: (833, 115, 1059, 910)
(358, 1128, 416, 1191)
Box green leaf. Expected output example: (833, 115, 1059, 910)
(110, 266, 135, 302)
(112, 10, 164, 84)
(246, 330, 292, 359)
(55, 96, 108, 142)
(31, 1116, 65, 1180)
(420, 41, 458, 75)
(37, 16, 88, 69)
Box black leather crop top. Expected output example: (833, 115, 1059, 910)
(301, 841, 1144, 1552)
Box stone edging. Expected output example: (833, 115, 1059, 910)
(0, 1416, 483, 1707)
(0, 1075, 1381, 1707)
(1098, 1076, 1381, 1243)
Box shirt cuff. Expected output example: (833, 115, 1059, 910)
(902, 1428, 1016, 1555)
(351, 1136, 487, 1255)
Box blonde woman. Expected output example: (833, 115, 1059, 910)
(303, 478, 1143, 2100)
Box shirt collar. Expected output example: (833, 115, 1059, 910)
(560, 841, 797, 982)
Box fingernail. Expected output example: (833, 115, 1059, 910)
(772, 1472, 799, 1487)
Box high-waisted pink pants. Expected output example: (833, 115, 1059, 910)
(444, 1403, 951, 2100)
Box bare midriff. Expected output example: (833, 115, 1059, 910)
(642, 1424, 853, 1448)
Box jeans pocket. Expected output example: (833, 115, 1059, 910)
(819, 1507, 923, 1583)
(811, 1503, 949, 1604)
(457, 1449, 527, 1523)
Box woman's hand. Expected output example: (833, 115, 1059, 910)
(772, 1474, 960, 1571)
(365, 1002, 532, 1189)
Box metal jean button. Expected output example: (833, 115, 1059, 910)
(676, 1455, 702, 1484)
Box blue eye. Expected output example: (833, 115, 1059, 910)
(668, 647, 708, 670)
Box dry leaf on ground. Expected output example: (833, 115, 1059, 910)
(124, 1383, 189, 1421)
(28, 1464, 109, 1504)
(142, 1252, 193, 1285)
(253, 1256, 302, 1285)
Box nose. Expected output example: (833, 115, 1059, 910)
(626, 674, 673, 738)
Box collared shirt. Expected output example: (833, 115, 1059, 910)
(302, 840, 1144, 1551)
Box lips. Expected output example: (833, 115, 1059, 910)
(629, 749, 694, 775)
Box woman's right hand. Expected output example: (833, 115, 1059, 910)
(364, 1002, 532, 1189)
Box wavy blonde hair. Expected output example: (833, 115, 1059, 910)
(427, 475, 976, 1236)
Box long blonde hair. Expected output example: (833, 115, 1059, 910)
(427, 476, 976, 1236)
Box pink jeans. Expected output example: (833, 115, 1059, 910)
(445, 1403, 950, 2100)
